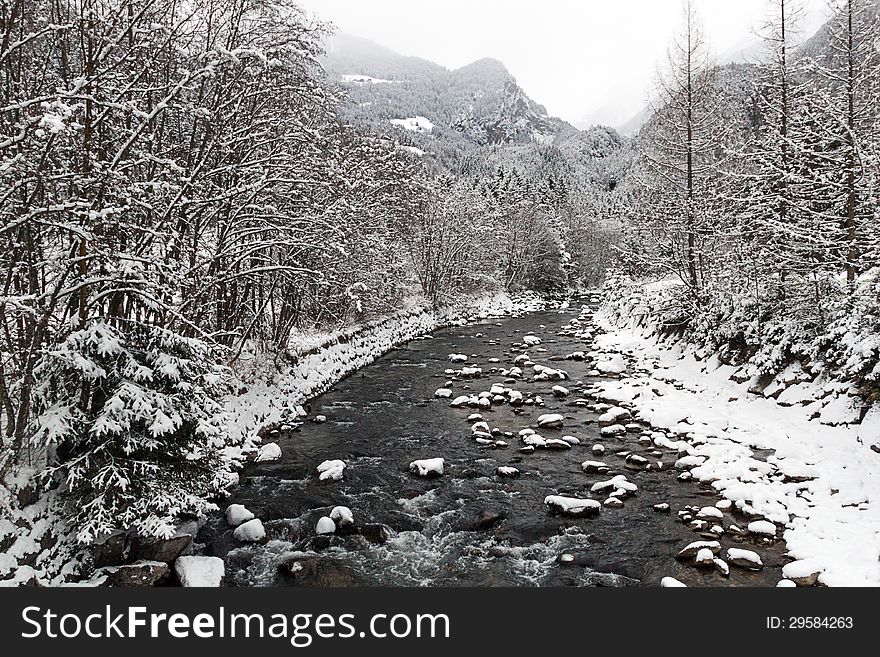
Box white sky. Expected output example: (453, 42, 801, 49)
(297, 0, 829, 127)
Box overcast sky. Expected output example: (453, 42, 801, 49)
(296, 0, 829, 127)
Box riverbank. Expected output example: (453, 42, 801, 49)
(591, 291, 880, 586)
(0, 291, 547, 586)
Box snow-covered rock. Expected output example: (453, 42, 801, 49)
(448, 353, 468, 363)
(317, 459, 347, 481)
(747, 520, 777, 537)
(175, 556, 225, 587)
(434, 388, 453, 399)
(233, 518, 266, 543)
(537, 413, 564, 429)
(661, 577, 687, 587)
(316, 517, 336, 535)
(409, 458, 445, 478)
(551, 385, 570, 397)
(696, 506, 724, 520)
(496, 466, 520, 478)
(255, 442, 281, 462)
(225, 504, 254, 527)
(676, 540, 721, 560)
(726, 548, 763, 570)
(329, 506, 354, 527)
(781, 560, 823, 586)
(544, 495, 601, 517)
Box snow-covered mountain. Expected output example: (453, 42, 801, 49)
(321, 34, 577, 156)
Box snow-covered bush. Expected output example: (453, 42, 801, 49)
(33, 321, 231, 543)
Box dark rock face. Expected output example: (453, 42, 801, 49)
(91, 530, 129, 568)
(131, 521, 199, 562)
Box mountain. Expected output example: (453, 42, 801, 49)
(320, 34, 577, 158)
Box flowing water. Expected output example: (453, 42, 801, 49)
(198, 301, 788, 587)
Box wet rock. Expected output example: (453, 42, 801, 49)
(359, 524, 391, 545)
(472, 511, 505, 531)
(713, 558, 730, 577)
(603, 497, 624, 509)
(101, 561, 170, 587)
(284, 557, 361, 587)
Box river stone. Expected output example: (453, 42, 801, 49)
(359, 524, 391, 545)
(101, 561, 170, 587)
(727, 548, 763, 570)
(285, 557, 360, 587)
(472, 511, 505, 531)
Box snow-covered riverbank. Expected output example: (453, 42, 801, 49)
(591, 302, 880, 586)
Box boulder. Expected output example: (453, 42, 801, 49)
(132, 521, 198, 562)
(102, 561, 170, 587)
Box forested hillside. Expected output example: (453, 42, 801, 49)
(615, 0, 880, 427)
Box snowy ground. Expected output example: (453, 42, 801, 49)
(592, 309, 880, 587)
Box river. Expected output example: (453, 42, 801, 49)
(197, 299, 788, 587)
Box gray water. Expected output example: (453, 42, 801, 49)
(198, 301, 787, 587)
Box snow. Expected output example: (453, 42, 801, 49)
(409, 458, 445, 477)
(317, 459, 347, 481)
(316, 517, 336, 535)
(399, 145, 425, 157)
(255, 442, 281, 462)
(225, 504, 254, 527)
(175, 556, 225, 587)
(435, 388, 453, 398)
(591, 303, 880, 587)
(232, 518, 265, 542)
(341, 74, 392, 85)
(390, 116, 434, 134)
(496, 466, 520, 477)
